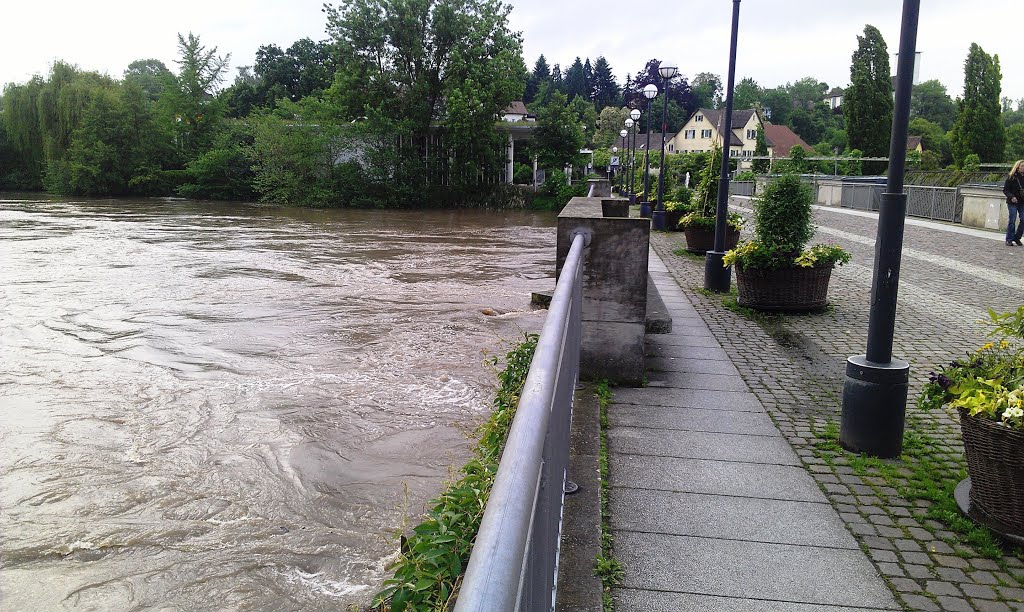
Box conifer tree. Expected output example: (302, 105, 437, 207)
(844, 25, 892, 162)
(590, 56, 619, 111)
(950, 43, 1004, 165)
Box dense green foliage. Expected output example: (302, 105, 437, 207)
(845, 25, 893, 161)
(373, 334, 538, 611)
(951, 43, 1004, 165)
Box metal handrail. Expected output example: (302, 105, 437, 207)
(455, 232, 586, 612)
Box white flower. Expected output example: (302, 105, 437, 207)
(1002, 405, 1024, 420)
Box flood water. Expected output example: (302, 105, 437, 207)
(0, 195, 556, 610)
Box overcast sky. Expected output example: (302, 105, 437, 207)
(2, 0, 1019, 103)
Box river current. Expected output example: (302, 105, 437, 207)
(0, 195, 555, 609)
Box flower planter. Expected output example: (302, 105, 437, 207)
(682, 226, 740, 253)
(957, 408, 1024, 538)
(734, 263, 833, 311)
(665, 210, 685, 231)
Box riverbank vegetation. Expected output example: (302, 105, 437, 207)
(3, 3, 1022, 208)
(372, 334, 536, 611)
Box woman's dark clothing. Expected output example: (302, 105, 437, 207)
(1004, 174, 1024, 243)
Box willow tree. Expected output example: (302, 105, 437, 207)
(844, 25, 892, 164)
(324, 0, 526, 200)
(950, 43, 1003, 165)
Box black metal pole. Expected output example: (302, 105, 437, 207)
(628, 125, 636, 202)
(840, 0, 919, 459)
(643, 100, 653, 201)
(653, 78, 671, 230)
(704, 0, 741, 292)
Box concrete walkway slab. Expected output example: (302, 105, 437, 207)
(612, 387, 764, 412)
(646, 356, 740, 376)
(611, 455, 824, 502)
(611, 405, 778, 435)
(615, 532, 898, 609)
(602, 248, 899, 611)
(616, 589, 889, 612)
(610, 489, 857, 548)
(608, 427, 799, 465)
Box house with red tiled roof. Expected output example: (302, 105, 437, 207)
(665, 108, 763, 167)
(501, 101, 535, 122)
(907, 135, 923, 152)
(762, 122, 812, 159)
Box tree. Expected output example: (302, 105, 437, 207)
(624, 59, 692, 120)
(786, 77, 828, 111)
(124, 59, 173, 101)
(732, 77, 763, 111)
(691, 72, 722, 110)
(531, 91, 583, 170)
(590, 56, 619, 110)
(594, 105, 629, 149)
(1006, 123, 1024, 162)
(845, 25, 893, 165)
(525, 55, 550, 103)
(910, 79, 956, 130)
(752, 128, 769, 173)
(161, 32, 231, 157)
(762, 87, 792, 125)
(563, 57, 588, 102)
(583, 58, 594, 102)
(324, 0, 525, 197)
(950, 43, 1003, 165)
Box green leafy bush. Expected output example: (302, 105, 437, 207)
(723, 173, 851, 270)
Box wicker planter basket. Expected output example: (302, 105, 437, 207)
(682, 226, 740, 253)
(958, 408, 1024, 538)
(734, 264, 833, 311)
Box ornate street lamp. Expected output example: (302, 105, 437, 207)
(612, 145, 619, 189)
(617, 132, 626, 191)
(641, 83, 658, 218)
(653, 63, 678, 231)
(624, 117, 636, 203)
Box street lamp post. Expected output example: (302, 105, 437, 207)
(611, 146, 619, 189)
(653, 63, 679, 231)
(703, 0, 741, 292)
(624, 117, 636, 203)
(641, 84, 658, 218)
(617, 134, 626, 192)
(839, 0, 920, 459)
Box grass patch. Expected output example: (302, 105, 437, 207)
(372, 334, 538, 611)
(809, 418, 1022, 562)
(595, 380, 622, 612)
(672, 247, 705, 263)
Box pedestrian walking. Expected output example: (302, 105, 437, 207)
(1002, 160, 1024, 246)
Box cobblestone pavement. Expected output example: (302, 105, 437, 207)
(649, 204, 1024, 612)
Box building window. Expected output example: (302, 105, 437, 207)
(696, 115, 703, 122)
(700, 129, 711, 138)
(668, 144, 674, 152)
(730, 149, 738, 157)
(684, 129, 695, 139)
(746, 129, 757, 140)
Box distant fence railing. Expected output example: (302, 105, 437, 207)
(905, 185, 961, 223)
(455, 231, 586, 612)
(730, 181, 756, 197)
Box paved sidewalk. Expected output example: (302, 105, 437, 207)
(607, 252, 899, 611)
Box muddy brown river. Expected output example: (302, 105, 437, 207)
(0, 195, 556, 610)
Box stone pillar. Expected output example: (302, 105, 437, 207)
(557, 196, 649, 386)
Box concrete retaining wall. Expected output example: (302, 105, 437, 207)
(960, 184, 1008, 231)
(557, 196, 648, 386)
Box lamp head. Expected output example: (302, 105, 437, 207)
(612, 146, 618, 152)
(624, 118, 634, 128)
(658, 64, 679, 80)
(643, 83, 658, 100)
(619, 129, 628, 138)
(629, 108, 641, 121)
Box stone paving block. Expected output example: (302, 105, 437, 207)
(610, 488, 857, 548)
(645, 356, 740, 376)
(614, 531, 899, 609)
(609, 404, 779, 435)
(610, 454, 825, 502)
(645, 370, 751, 392)
(608, 427, 800, 465)
(614, 588, 882, 611)
(935, 596, 972, 612)
(612, 387, 764, 412)
(900, 594, 940, 610)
